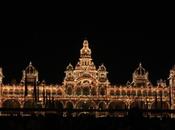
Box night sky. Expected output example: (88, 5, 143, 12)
(0, 31, 174, 85)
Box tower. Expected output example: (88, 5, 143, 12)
(97, 64, 109, 95)
(63, 63, 75, 95)
(169, 65, 175, 109)
(63, 40, 98, 96)
(132, 63, 150, 87)
(74, 40, 97, 95)
(21, 62, 39, 99)
(21, 62, 39, 85)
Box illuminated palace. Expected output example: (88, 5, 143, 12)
(0, 40, 175, 117)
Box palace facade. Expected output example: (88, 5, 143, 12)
(0, 40, 175, 117)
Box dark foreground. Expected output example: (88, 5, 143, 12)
(0, 115, 175, 130)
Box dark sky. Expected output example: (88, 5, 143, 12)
(0, 31, 174, 85)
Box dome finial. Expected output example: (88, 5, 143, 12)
(139, 62, 142, 67)
(29, 61, 32, 65)
(83, 39, 89, 47)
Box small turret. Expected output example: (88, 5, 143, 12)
(64, 63, 74, 81)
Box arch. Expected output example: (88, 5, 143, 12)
(137, 90, 141, 96)
(151, 101, 170, 110)
(131, 90, 136, 96)
(158, 90, 163, 96)
(9, 89, 13, 95)
(152, 91, 157, 96)
(116, 90, 120, 96)
(76, 100, 96, 109)
(2, 99, 21, 115)
(19, 89, 23, 95)
(98, 101, 107, 110)
(67, 86, 73, 95)
(2, 99, 20, 108)
(121, 90, 126, 96)
(54, 100, 64, 109)
(82, 86, 90, 95)
(148, 90, 152, 96)
(2, 89, 8, 95)
(130, 101, 146, 109)
(46, 89, 51, 95)
(143, 90, 147, 96)
(65, 101, 74, 117)
(76, 87, 81, 95)
(24, 100, 42, 108)
(14, 89, 20, 95)
(99, 87, 106, 95)
(110, 90, 115, 96)
(127, 90, 130, 96)
(108, 101, 126, 110)
(57, 89, 63, 95)
(23, 99, 42, 108)
(66, 101, 74, 109)
(24, 100, 34, 108)
(91, 87, 96, 95)
(164, 91, 169, 97)
(52, 90, 57, 96)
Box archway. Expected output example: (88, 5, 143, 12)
(99, 102, 107, 110)
(76, 100, 96, 109)
(76, 100, 96, 117)
(76, 87, 81, 95)
(82, 87, 90, 95)
(151, 101, 170, 117)
(98, 101, 107, 117)
(23, 99, 42, 115)
(66, 101, 74, 117)
(151, 101, 169, 110)
(66, 101, 74, 109)
(108, 101, 126, 117)
(2, 99, 20, 108)
(54, 100, 64, 109)
(2, 99, 20, 115)
(67, 86, 73, 95)
(108, 101, 126, 110)
(99, 87, 106, 95)
(130, 101, 146, 109)
(53, 100, 64, 116)
(91, 87, 96, 95)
